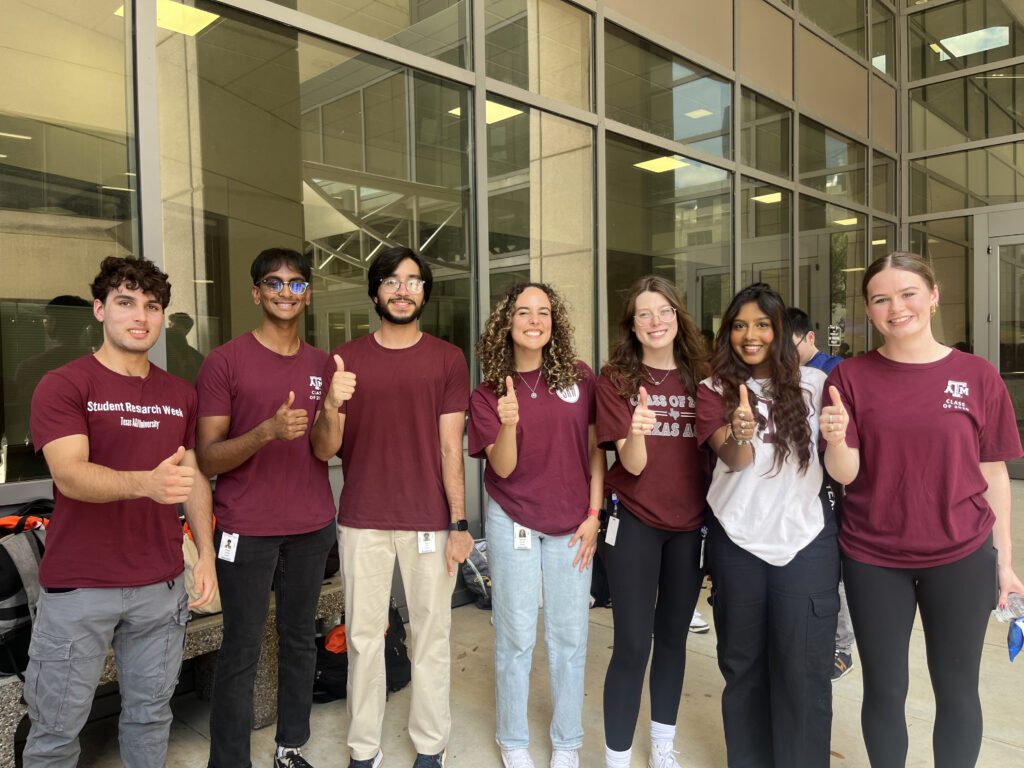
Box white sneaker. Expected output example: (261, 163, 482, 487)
(501, 748, 535, 768)
(649, 740, 681, 768)
(550, 750, 579, 768)
(688, 609, 710, 634)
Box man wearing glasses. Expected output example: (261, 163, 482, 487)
(196, 248, 352, 768)
(311, 246, 472, 768)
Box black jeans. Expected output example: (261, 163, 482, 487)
(843, 535, 997, 768)
(709, 509, 839, 768)
(208, 521, 336, 768)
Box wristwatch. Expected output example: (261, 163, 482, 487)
(448, 519, 469, 532)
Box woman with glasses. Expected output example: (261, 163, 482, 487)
(468, 282, 605, 768)
(597, 276, 709, 768)
(823, 252, 1022, 767)
(695, 283, 838, 768)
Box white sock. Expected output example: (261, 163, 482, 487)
(605, 745, 631, 768)
(650, 720, 676, 744)
(277, 746, 298, 757)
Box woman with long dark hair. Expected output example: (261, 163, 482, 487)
(597, 276, 709, 768)
(695, 282, 839, 767)
(823, 252, 1022, 767)
(468, 282, 605, 768)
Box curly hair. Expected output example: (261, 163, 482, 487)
(475, 283, 584, 396)
(601, 275, 708, 398)
(710, 283, 812, 475)
(90, 256, 171, 308)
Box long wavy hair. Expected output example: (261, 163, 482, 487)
(710, 283, 812, 475)
(475, 282, 584, 396)
(602, 276, 708, 398)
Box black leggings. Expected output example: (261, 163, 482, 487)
(842, 536, 998, 768)
(602, 506, 703, 751)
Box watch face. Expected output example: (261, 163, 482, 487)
(449, 520, 468, 531)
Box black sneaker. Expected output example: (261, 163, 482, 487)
(349, 750, 383, 768)
(412, 748, 446, 768)
(832, 650, 854, 681)
(275, 748, 315, 768)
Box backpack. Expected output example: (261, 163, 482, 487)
(383, 599, 411, 693)
(460, 540, 492, 610)
(0, 498, 53, 678)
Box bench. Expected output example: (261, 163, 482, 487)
(0, 575, 343, 768)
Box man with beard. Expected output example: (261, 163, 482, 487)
(310, 246, 472, 768)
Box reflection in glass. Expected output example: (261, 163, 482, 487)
(741, 89, 791, 179)
(485, 0, 592, 110)
(799, 117, 866, 205)
(740, 179, 792, 305)
(486, 100, 595, 356)
(910, 62, 1024, 152)
(908, 216, 973, 350)
(798, 197, 866, 359)
(800, 0, 867, 56)
(873, 152, 896, 215)
(605, 23, 732, 159)
(871, 0, 895, 76)
(606, 134, 732, 341)
(996, 243, 1024, 469)
(0, 0, 134, 482)
(910, 141, 1024, 215)
(871, 222, 896, 263)
(909, 0, 1024, 81)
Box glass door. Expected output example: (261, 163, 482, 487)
(994, 239, 1024, 478)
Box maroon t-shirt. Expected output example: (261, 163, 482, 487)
(30, 355, 197, 588)
(468, 363, 596, 536)
(196, 333, 336, 536)
(826, 349, 1022, 568)
(328, 333, 470, 531)
(595, 370, 708, 531)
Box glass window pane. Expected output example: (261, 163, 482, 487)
(485, 0, 592, 111)
(1, 0, 134, 483)
(908, 216, 973, 350)
(264, 0, 468, 67)
(910, 141, 1024, 215)
(799, 117, 867, 205)
(158, 5, 473, 366)
(873, 152, 896, 215)
(910, 63, 1024, 152)
(605, 23, 732, 159)
(871, 0, 895, 76)
(740, 179, 792, 304)
(605, 134, 732, 340)
(909, 0, 1024, 81)
(798, 197, 867, 359)
(871, 221, 896, 263)
(800, 0, 867, 57)
(741, 89, 792, 179)
(486, 101, 595, 357)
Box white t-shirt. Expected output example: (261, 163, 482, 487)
(698, 367, 827, 566)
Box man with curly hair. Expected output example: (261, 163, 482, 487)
(310, 246, 472, 768)
(26, 256, 216, 768)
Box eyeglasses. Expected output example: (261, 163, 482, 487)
(380, 277, 425, 294)
(634, 306, 677, 326)
(258, 277, 309, 294)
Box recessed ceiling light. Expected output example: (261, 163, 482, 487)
(685, 109, 712, 119)
(633, 156, 689, 173)
(115, 0, 219, 37)
(751, 192, 782, 204)
(833, 218, 858, 226)
(447, 102, 524, 124)
(871, 239, 887, 245)
(841, 267, 866, 272)
(0, 132, 32, 140)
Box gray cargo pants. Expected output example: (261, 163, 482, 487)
(22, 576, 189, 768)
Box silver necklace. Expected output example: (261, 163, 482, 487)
(517, 369, 543, 399)
(644, 365, 672, 387)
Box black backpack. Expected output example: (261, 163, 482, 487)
(0, 498, 53, 678)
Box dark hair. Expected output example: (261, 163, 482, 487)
(367, 246, 433, 304)
(250, 247, 311, 284)
(785, 307, 812, 338)
(711, 283, 811, 475)
(475, 282, 583, 395)
(862, 251, 937, 300)
(601, 275, 708, 398)
(168, 312, 195, 333)
(90, 256, 171, 308)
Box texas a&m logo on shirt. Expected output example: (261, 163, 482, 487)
(943, 379, 970, 412)
(309, 375, 323, 402)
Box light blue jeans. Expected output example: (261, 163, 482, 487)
(486, 499, 592, 751)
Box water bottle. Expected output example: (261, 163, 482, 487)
(993, 593, 1024, 623)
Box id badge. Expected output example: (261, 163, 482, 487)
(218, 532, 239, 562)
(513, 522, 532, 550)
(418, 531, 436, 554)
(605, 516, 620, 547)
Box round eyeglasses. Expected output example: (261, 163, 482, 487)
(380, 277, 425, 294)
(634, 306, 677, 326)
(257, 277, 309, 294)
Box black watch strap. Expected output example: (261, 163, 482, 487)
(447, 519, 469, 532)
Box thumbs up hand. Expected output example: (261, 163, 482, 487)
(731, 384, 755, 445)
(629, 386, 657, 436)
(270, 391, 309, 441)
(325, 355, 357, 409)
(497, 375, 519, 426)
(147, 446, 195, 505)
(820, 385, 848, 446)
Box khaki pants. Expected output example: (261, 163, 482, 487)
(340, 526, 455, 760)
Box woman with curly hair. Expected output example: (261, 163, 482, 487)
(695, 282, 839, 768)
(468, 282, 605, 768)
(596, 276, 709, 768)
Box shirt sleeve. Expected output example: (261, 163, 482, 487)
(978, 360, 1023, 462)
(441, 347, 471, 415)
(183, 386, 199, 451)
(467, 385, 501, 459)
(579, 363, 597, 425)
(196, 348, 233, 418)
(695, 382, 727, 446)
(30, 370, 87, 451)
(595, 374, 630, 450)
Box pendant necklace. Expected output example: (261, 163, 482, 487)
(517, 369, 543, 399)
(644, 365, 672, 387)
